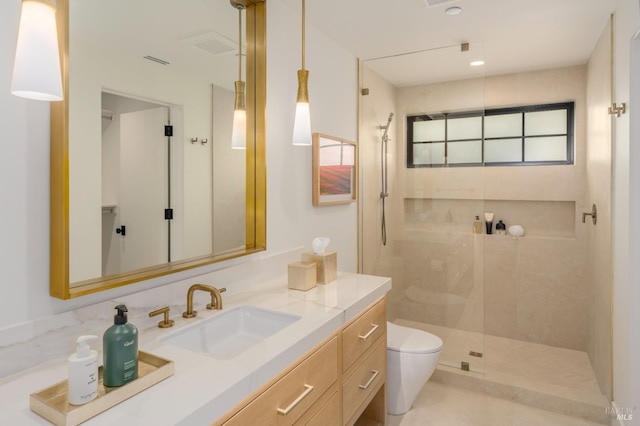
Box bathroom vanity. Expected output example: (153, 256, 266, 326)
(0, 272, 391, 425)
(215, 296, 387, 426)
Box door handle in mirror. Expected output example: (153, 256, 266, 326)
(582, 204, 597, 225)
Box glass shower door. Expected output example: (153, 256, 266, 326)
(359, 44, 487, 374)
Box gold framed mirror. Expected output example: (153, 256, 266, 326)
(50, 0, 266, 299)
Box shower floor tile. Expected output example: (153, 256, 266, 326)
(393, 320, 610, 423)
(387, 381, 604, 426)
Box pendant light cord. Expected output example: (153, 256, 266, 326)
(301, 0, 305, 70)
(238, 6, 243, 80)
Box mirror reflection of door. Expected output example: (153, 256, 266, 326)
(101, 93, 178, 275)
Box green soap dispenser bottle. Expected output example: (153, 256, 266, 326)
(103, 305, 138, 387)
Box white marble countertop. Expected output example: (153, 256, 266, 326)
(0, 272, 391, 425)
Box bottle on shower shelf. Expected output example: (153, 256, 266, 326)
(484, 212, 494, 234)
(473, 216, 483, 234)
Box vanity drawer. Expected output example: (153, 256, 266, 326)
(298, 390, 341, 426)
(342, 338, 386, 424)
(342, 297, 386, 373)
(224, 336, 338, 426)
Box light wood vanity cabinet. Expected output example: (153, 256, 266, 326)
(341, 297, 387, 426)
(302, 390, 342, 426)
(215, 296, 387, 426)
(342, 298, 386, 373)
(221, 336, 339, 426)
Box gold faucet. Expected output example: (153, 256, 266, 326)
(182, 284, 227, 318)
(149, 306, 174, 328)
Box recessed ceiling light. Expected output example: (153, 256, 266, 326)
(470, 60, 485, 67)
(445, 6, 462, 15)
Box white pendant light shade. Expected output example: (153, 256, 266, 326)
(231, 108, 246, 149)
(231, 80, 246, 149)
(292, 69, 311, 146)
(292, 101, 311, 146)
(11, 0, 63, 101)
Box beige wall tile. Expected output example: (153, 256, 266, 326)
(362, 64, 592, 353)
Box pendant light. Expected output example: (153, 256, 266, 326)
(231, 1, 246, 149)
(292, 0, 311, 146)
(11, 0, 63, 101)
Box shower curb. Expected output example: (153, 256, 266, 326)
(431, 366, 611, 424)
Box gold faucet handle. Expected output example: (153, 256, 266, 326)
(206, 287, 227, 310)
(149, 306, 175, 328)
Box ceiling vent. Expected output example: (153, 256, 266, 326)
(423, 0, 459, 6)
(143, 56, 170, 65)
(182, 32, 238, 56)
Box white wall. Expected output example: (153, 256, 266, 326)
(1, 0, 53, 327)
(0, 0, 357, 328)
(265, 0, 358, 268)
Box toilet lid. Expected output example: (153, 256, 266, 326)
(387, 322, 443, 354)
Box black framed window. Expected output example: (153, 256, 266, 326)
(406, 102, 574, 168)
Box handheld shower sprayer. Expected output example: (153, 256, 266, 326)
(380, 113, 394, 142)
(379, 112, 393, 246)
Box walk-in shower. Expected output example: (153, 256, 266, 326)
(358, 36, 612, 421)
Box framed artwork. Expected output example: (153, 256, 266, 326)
(312, 133, 357, 206)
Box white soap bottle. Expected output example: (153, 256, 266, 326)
(68, 335, 99, 405)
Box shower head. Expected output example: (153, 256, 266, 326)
(379, 113, 394, 130)
(380, 112, 394, 141)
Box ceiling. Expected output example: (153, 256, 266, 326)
(280, 0, 617, 87)
(71, 0, 242, 90)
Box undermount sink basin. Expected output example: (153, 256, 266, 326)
(160, 305, 301, 359)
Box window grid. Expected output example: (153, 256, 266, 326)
(406, 102, 574, 168)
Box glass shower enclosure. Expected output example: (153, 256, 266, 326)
(359, 43, 487, 374)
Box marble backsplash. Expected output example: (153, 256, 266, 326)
(0, 248, 303, 381)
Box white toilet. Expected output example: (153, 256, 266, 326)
(386, 321, 443, 415)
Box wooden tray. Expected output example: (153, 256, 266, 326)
(30, 351, 174, 426)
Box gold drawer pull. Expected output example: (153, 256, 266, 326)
(358, 323, 379, 340)
(276, 384, 314, 416)
(359, 370, 380, 390)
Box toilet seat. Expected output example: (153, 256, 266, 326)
(387, 322, 443, 354)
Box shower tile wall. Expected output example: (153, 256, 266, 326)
(484, 235, 587, 350)
(361, 64, 590, 353)
(392, 231, 481, 333)
(396, 198, 587, 351)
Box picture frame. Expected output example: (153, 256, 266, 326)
(312, 133, 357, 206)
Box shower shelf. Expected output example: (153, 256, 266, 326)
(402, 198, 576, 238)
